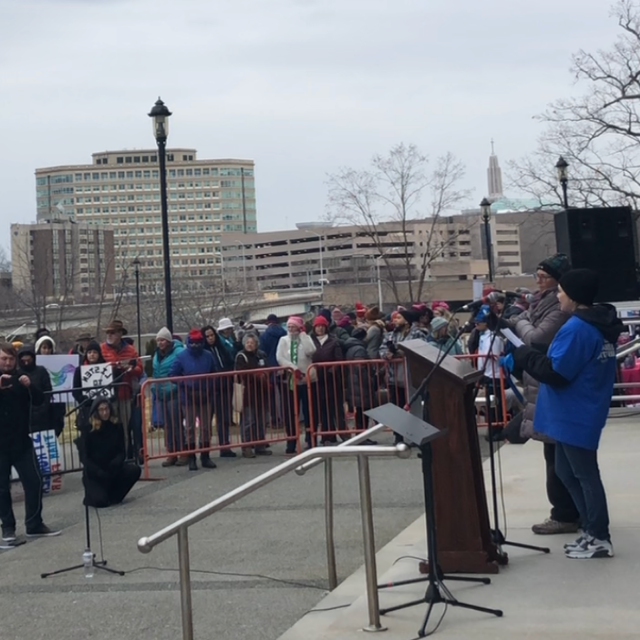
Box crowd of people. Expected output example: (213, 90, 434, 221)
(0, 253, 625, 560)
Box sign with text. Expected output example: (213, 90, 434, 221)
(11, 430, 63, 494)
(80, 363, 114, 399)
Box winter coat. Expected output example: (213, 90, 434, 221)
(152, 340, 185, 399)
(259, 323, 287, 367)
(100, 340, 143, 401)
(508, 287, 569, 441)
(343, 337, 376, 409)
(204, 341, 234, 372)
(433, 336, 464, 357)
(18, 347, 52, 433)
(0, 370, 45, 455)
(276, 333, 317, 384)
(329, 324, 350, 344)
(218, 333, 241, 360)
(311, 334, 344, 389)
(169, 340, 217, 401)
(378, 324, 429, 386)
(364, 321, 386, 359)
(235, 349, 269, 409)
(514, 305, 623, 450)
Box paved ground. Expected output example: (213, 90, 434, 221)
(0, 431, 433, 640)
(279, 409, 640, 640)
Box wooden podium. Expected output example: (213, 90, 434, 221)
(398, 340, 502, 574)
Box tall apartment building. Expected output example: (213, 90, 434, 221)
(11, 220, 115, 303)
(35, 149, 256, 291)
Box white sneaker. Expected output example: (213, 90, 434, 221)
(564, 533, 587, 552)
(566, 536, 613, 559)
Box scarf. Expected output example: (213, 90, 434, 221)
(289, 336, 299, 390)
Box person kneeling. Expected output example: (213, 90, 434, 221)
(77, 399, 141, 508)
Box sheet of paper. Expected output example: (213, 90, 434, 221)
(501, 327, 524, 348)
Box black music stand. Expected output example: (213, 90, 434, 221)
(366, 403, 502, 636)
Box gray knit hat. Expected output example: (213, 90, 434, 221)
(156, 327, 172, 342)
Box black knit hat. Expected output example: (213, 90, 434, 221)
(537, 253, 571, 281)
(399, 309, 419, 325)
(559, 269, 599, 306)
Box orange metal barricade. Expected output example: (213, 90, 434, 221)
(453, 353, 510, 429)
(140, 366, 300, 478)
(305, 359, 408, 445)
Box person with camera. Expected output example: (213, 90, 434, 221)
(379, 310, 429, 440)
(0, 343, 60, 547)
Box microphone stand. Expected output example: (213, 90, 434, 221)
(468, 310, 550, 557)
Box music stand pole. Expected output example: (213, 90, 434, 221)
(41, 504, 125, 579)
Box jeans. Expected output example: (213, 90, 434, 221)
(0, 445, 44, 533)
(241, 404, 265, 444)
(544, 443, 580, 523)
(555, 441, 610, 540)
(155, 395, 183, 453)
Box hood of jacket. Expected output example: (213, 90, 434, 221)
(35, 335, 56, 354)
(18, 345, 37, 372)
(574, 304, 624, 345)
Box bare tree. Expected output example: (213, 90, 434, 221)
(326, 143, 472, 303)
(509, 0, 640, 209)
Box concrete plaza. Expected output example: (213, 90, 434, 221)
(280, 409, 640, 640)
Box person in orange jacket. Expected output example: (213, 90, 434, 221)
(99, 320, 143, 454)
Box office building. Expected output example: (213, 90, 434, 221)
(11, 220, 115, 303)
(35, 149, 256, 291)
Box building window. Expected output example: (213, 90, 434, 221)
(134, 156, 141, 163)
(117, 157, 124, 164)
(125, 157, 132, 163)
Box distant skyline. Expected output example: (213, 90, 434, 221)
(1, 0, 621, 250)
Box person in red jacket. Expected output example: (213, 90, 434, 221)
(100, 320, 143, 454)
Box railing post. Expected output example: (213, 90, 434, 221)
(324, 457, 338, 590)
(177, 527, 194, 640)
(357, 455, 386, 632)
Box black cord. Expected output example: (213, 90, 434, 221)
(123, 565, 328, 591)
(405, 603, 448, 639)
(392, 555, 427, 566)
(306, 603, 351, 613)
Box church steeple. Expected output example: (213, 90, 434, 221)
(487, 139, 503, 201)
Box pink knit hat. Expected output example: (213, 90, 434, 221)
(287, 316, 304, 329)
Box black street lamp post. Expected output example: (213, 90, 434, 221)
(555, 156, 569, 209)
(480, 197, 494, 282)
(148, 97, 173, 332)
(132, 257, 142, 353)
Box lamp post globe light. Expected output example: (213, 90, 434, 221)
(480, 197, 494, 283)
(555, 156, 569, 209)
(148, 97, 173, 332)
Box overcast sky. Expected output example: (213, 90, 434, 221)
(0, 0, 621, 250)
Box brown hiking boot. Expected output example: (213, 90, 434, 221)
(161, 457, 177, 467)
(531, 518, 580, 535)
(175, 456, 190, 466)
(242, 447, 256, 459)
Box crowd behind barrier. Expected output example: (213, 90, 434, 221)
(5, 281, 637, 488)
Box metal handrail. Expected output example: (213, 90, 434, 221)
(138, 443, 411, 639)
(617, 337, 640, 360)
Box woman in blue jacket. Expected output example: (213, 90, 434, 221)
(513, 269, 623, 559)
(152, 327, 185, 467)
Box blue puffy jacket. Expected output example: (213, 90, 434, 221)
(260, 323, 286, 367)
(169, 339, 218, 400)
(152, 340, 185, 398)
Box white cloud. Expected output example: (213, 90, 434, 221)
(0, 0, 623, 245)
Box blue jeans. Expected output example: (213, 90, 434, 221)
(555, 442, 610, 540)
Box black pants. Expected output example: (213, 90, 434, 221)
(83, 464, 141, 508)
(0, 444, 44, 533)
(544, 442, 580, 524)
